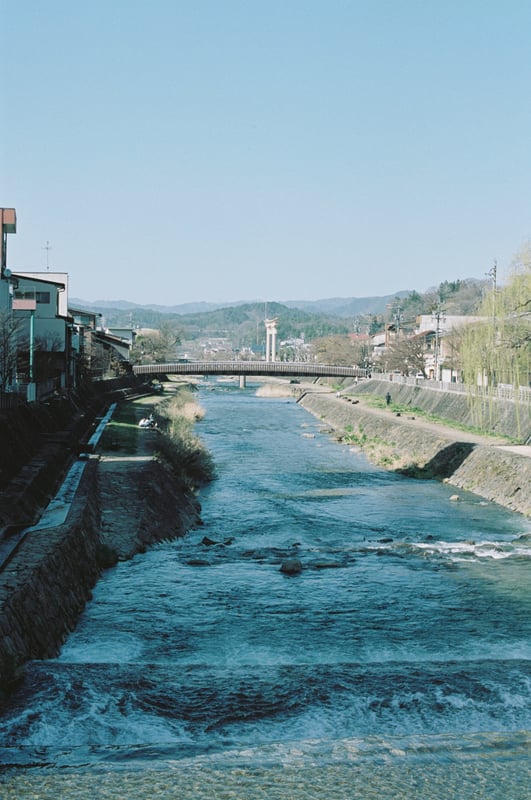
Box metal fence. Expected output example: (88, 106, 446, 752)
(0, 392, 26, 410)
(372, 372, 531, 404)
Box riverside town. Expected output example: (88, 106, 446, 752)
(1, 207, 531, 798)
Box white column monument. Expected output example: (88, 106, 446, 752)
(265, 318, 278, 362)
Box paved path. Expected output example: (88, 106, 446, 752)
(337, 393, 529, 452)
(496, 444, 531, 457)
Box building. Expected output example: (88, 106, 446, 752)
(415, 315, 487, 381)
(10, 272, 71, 399)
(0, 208, 134, 401)
(370, 314, 489, 382)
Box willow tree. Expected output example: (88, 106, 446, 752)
(460, 244, 531, 431)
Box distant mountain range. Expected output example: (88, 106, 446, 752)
(282, 293, 412, 317)
(69, 292, 412, 319)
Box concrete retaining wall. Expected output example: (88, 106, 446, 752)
(349, 379, 531, 442)
(299, 392, 531, 517)
(0, 452, 202, 687)
(0, 462, 103, 685)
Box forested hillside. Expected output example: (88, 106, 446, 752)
(72, 279, 488, 344)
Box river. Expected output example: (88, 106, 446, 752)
(1, 382, 531, 798)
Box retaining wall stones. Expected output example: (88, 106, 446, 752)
(450, 446, 531, 516)
(0, 446, 202, 687)
(349, 378, 531, 442)
(299, 392, 531, 517)
(0, 461, 102, 686)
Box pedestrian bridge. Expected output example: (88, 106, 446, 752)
(133, 360, 366, 380)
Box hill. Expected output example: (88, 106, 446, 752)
(282, 292, 411, 317)
(69, 291, 413, 324)
(70, 280, 488, 342)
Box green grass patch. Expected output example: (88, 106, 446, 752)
(340, 425, 367, 447)
(362, 395, 515, 441)
(98, 388, 216, 485)
(99, 406, 140, 453)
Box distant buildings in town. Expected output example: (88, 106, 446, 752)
(1, 206, 495, 402)
(0, 208, 134, 402)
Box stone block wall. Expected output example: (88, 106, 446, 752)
(0, 462, 102, 685)
(351, 379, 530, 442)
(300, 392, 531, 517)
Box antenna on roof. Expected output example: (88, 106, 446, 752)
(42, 240, 52, 270)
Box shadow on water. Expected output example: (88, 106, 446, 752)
(398, 442, 476, 480)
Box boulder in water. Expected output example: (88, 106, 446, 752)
(280, 558, 303, 575)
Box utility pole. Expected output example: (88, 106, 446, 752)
(386, 303, 402, 337)
(484, 259, 498, 389)
(394, 306, 402, 337)
(486, 259, 497, 327)
(431, 300, 446, 381)
(487, 259, 497, 290)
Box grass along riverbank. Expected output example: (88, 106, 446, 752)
(100, 384, 215, 487)
(362, 395, 518, 443)
(299, 391, 531, 516)
(97, 383, 215, 560)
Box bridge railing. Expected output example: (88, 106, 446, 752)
(133, 360, 367, 379)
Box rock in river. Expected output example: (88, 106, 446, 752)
(280, 558, 303, 575)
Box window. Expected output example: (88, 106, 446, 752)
(14, 290, 51, 304)
(36, 292, 51, 304)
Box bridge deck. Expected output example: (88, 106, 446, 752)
(133, 361, 366, 379)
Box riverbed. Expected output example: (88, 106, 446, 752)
(1, 381, 530, 798)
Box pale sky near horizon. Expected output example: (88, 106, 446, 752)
(2, 1, 530, 306)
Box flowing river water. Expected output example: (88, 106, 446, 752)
(1, 382, 531, 798)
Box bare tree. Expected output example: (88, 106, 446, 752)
(0, 311, 24, 390)
(311, 335, 367, 367)
(132, 321, 182, 364)
(385, 334, 428, 377)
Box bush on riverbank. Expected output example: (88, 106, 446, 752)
(155, 390, 216, 486)
(98, 387, 215, 487)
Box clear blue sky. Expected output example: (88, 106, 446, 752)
(2, 1, 530, 306)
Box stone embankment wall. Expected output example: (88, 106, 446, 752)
(0, 378, 152, 530)
(0, 462, 102, 685)
(351, 378, 531, 442)
(0, 428, 202, 687)
(0, 394, 105, 529)
(299, 392, 531, 517)
(97, 436, 203, 561)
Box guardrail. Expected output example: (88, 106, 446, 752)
(133, 360, 367, 379)
(371, 373, 531, 403)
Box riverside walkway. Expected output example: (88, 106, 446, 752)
(0, 404, 117, 572)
